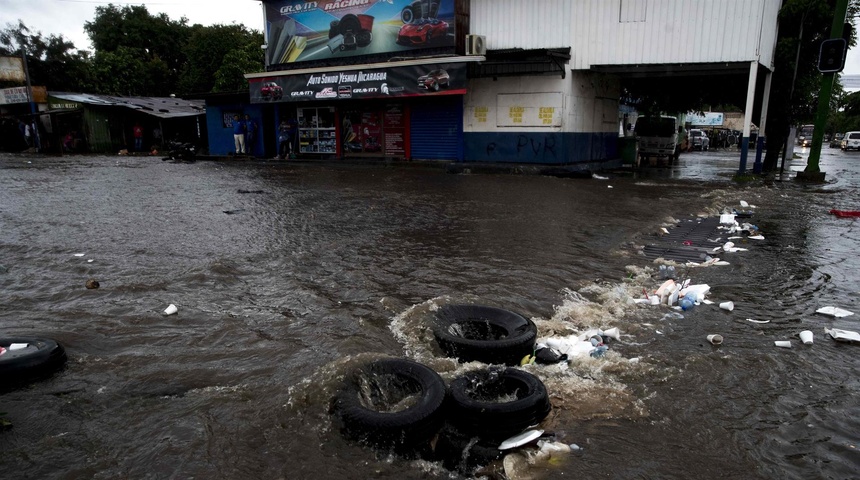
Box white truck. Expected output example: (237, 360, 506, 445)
(634, 115, 685, 166)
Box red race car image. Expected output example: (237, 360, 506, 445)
(261, 81, 283, 101)
(396, 18, 448, 46)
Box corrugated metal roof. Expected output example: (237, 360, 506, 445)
(49, 92, 205, 119)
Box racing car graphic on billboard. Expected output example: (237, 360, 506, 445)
(265, 0, 455, 65)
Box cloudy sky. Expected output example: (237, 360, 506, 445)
(1, 0, 265, 51)
(2, 0, 860, 80)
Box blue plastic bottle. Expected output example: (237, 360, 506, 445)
(680, 291, 697, 311)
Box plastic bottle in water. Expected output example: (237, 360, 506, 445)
(680, 291, 697, 311)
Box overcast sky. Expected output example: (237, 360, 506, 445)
(2, 0, 860, 83)
(1, 0, 265, 51)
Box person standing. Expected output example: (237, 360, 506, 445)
(133, 123, 143, 151)
(244, 114, 257, 156)
(232, 114, 246, 154)
(277, 120, 291, 159)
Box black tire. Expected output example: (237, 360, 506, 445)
(433, 425, 505, 473)
(356, 30, 372, 47)
(432, 82, 440, 92)
(0, 337, 67, 389)
(433, 304, 537, 365)
(447, 367, 551, 440)
(329, 20, 340, 38)
(332, 358, 447, 452)
(338, 14, 361, 33)
(401, 6, 415, 23)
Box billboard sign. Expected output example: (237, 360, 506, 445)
(0, 86, 47, 105)
(250, 62, 466, 103)
(0, 56, 25, 83)
(687, 112, 724, 126)
(264, 0, 455, 66)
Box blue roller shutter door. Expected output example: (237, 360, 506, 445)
(410, 98, 463, 161)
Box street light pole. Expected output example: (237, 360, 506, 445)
(799, 0, 850, 181)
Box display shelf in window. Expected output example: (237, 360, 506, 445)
(296, 107, 337, 154)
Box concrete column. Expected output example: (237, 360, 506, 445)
(753, 71, 772, 174)
(738, 60, 759, 174)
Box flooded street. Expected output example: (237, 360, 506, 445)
(1, 147, 858, 479)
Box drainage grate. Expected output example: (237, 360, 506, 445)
(643, 217, 731, 262)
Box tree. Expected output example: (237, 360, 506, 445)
(761, 0, 860, 172)
(214, 48, 264, 92)
(84, 5, 190, 95)
(0, 20, 93, 92)
(178, 24, 263, 95)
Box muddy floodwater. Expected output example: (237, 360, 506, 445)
(1, 148, 858, 479)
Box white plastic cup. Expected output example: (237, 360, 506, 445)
(650, 295, 660, 305)
(719, 301, 734, 311)
(164, 304, 178, 315)
(707, 334, 723, 345)
(774, 340, 791, 348)
(799, 330, 813, 345)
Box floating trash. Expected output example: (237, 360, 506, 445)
(815, 306, 854, 318)
(164, 304, 178, 315)
(825, 328, 860, 343)
(707, 334, 723, 345)
(799, 330, 813, 345)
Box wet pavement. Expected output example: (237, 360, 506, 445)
(1, 144, 858, 479)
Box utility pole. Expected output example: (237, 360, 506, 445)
(799, 0, 850, 181)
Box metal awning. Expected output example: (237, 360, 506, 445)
(49, 93, 205, 119)
(469, 48, 571, 79)
(588, 62, 754, 78)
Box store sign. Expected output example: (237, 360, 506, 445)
(263, 0, 455, 66)
(0, 86, 47, 105)
(687, 112, 724, 126)
(249, 62, 466, 103)
(0, 56, 26, 82)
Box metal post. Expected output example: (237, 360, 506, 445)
(801, 0, 850, 181)
(753, 71, 773, 174)
(21, 49, 40, 151)
(738, 60, 759, 174)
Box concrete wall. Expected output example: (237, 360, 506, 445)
(463, 71, 620, 164)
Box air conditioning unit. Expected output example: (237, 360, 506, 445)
(465, 34, 486, 55)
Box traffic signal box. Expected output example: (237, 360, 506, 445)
(818, 38, 848, 73)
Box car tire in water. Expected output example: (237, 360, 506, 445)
(433, 425, 506, 473)
(1, 337, 67, 390)
(447, 367, 551, 440)
(433, 304, 537, 366)
(332, 358, 447, 453)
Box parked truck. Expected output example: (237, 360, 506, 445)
(634, 114, 686, 166)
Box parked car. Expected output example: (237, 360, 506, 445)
(830, 132, 844, 148)
(261, 82, 283, 101)
(688, 129, 710, 151)
(417, 69, 450, 91)
(397, 18, 448, 45)
(841, 131, 860, 151)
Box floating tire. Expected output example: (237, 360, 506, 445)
(332, 358, 447, 452)
(447, 367, 551, 440)
(433, 305, 537, 365)
(433, 425, 505, 473)
(0, 337, 67, 388)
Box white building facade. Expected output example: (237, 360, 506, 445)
(463, 0, 781, 165)
(239, 0, 781, 165)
